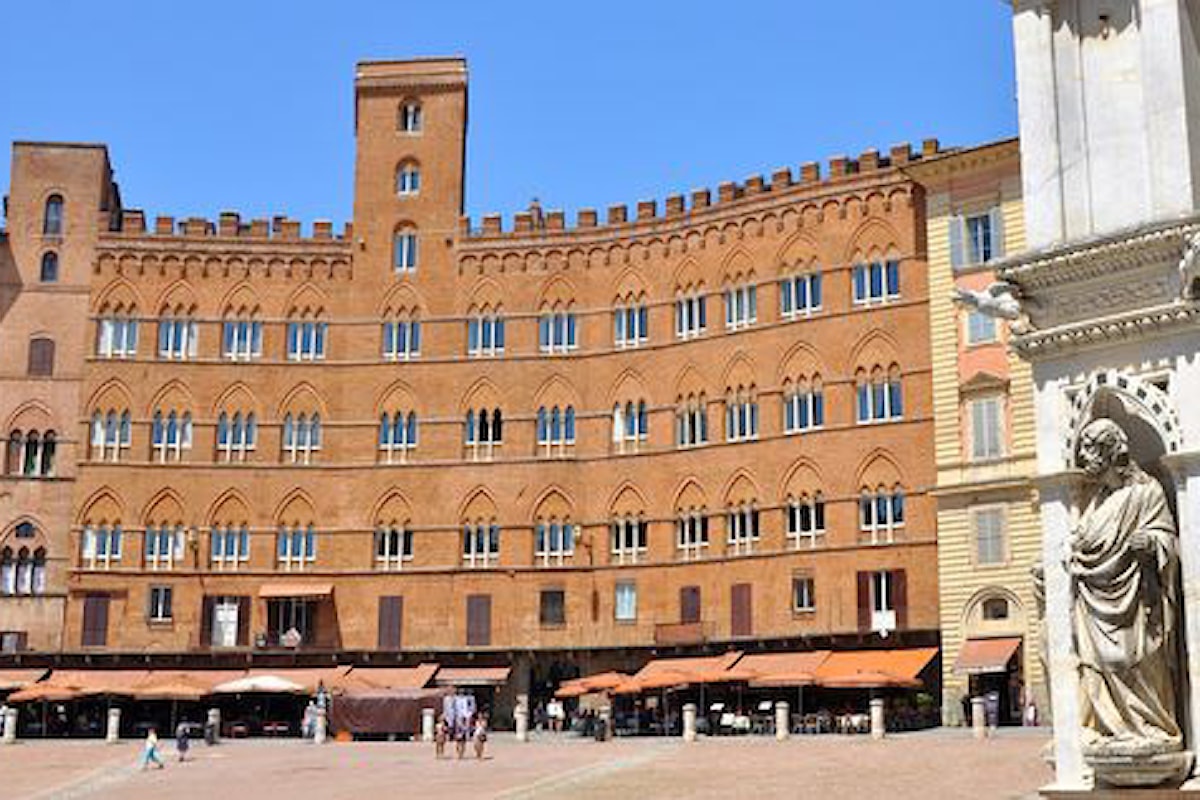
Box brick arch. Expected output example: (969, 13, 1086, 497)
(777, 340, 826, 384)
(93, 277, 143, 313)
(0, 515, 49, 549)
(370, 490, 413, 528)
(460, 376, 502, 413)
(87, 378, 134, 414)
(531, 374, 580, 410)
(720, 351, 758, 392)
(375, 379, 419, 415)
(282, 282, 328, 317)
(379, 282, 424, 317)
(4, 400, 53, 432)
(155, 277, 199, 316)
(141, 487, 186, 525)
(780, 457, 825, 501)
(276, 381, 328, 417)
(722, 468, 761, 506)
(610, 266, 649, 303)
(720, 248, 755, 284)
(206, 488, 252, 527)
(459, 487, 498, 521)
(844, 217, 902, 264)
(855, 448, 904, 490)
(212, 382, 261, 415)
(846, 328, 900, 373)
(78, 487, 125, 525)
(776, 231, 821, 272)
(273, 488, 316, 527)
(607, 481, 649, 516)
(673, 363, 708, 399)
(672, 477, 708, 511)
(536, 274, 578, 311)
(607, 367, 651, 406)
(217, 281, 262, 317)
(464, 276, 506, 313)
(530, 486, 575, 521)
(672, 256, 704, 291)
(147, 379, 195, 415)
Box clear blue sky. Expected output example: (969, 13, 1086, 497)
(0, 1, 1017, 228)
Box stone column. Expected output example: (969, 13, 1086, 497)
(869, 698, 885, 740)
(514, 700, 529, 742)
(682, 703, 697, 742)
(206, 708, 221, 744)
(314, 707, 328, 744)
(1163, 451, 1200, 780)
(2, 707, 17, 744)
(1034, 473, 1088, 789)
(775, 701, 790, 740)
(599, 705, 612, 741)
(421, 707, 435, 743)
(106, 707, 121, 743)
(971, 697, 987, 740)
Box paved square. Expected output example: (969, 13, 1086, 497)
(2, 729, 1050, 800)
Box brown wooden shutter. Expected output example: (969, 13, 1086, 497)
(81, 593, 109, 647)
(27, 338, 55, 377)
(236, 596, 251, 646)
(378, 596, 403, 650)
(466, 594, 491, 647)
(680, 585, 701, 624)
(731, 583, 752, 637)
(201, 596, 215, 647)
(856, 572, 871, 632)
(893, 570, 908, 630)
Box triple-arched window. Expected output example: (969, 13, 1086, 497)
(536, 405, 575, 455)
(0, 545, 46, 595)
(5, 430, 55, 477)
(379, 411, 418, 462)
(282, 413, 321, 464)
(464, 408, 503, 460)
(217, 411, 257, 462)
(787, 492, 826, 549)
(856, 365, 903, 423)
(90, 410, 131, 461)
(860, 485, 906, 545)
(612, 400, 648, 453)
(151, 410, 193, 462)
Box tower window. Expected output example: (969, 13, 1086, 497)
(43, 195, 64, 236)
(40, 252, 59, 282)
(399, 102, 422, 133)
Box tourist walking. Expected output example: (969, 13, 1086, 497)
(434, 714, 448, 759)
(139, 727, 165, 770)
(175, 720, 191, 762)
(472, 713, 489, 760)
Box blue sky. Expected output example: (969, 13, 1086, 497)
(0, 1, 1017, 227)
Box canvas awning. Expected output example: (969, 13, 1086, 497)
(259, 583, 334, 599)
(433, 666, 511, 688)
(343, 663, 439, 691)
(129, 670, 245, 699)
(0, 669, 48, 691)
(632, 651, 743, 683)
(739, 651, 831, 688)
(213, 666, 349, 695)
(954, 637, 1022, 676)
(8, 669, 149, 701)
(814, 648, 938, 689)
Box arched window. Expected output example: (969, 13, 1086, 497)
(784, 375, 825, 433)
(285, 311, 327, 361)
(2, 544, 45, 596)
(379, 410, 418, 463)
(786, 492, 826, 549)
(382, 313, 421, 360)
(860, 485, 906, 545)
(467, 305, 505, 357)
(210, 523, 250, 570)
(675, 508, 709, 561)
(536, 405, 575, 456)
(96, 308, 139, 358)
(982, 597, 1010, 621)
(144, 523, 185, 570)
(222, 312, 262, 361)
(43, 195, 64, 236)
(675, 394, 708, 448)
(856, 365, 903, 424)
(81, 523, 122, 569)
(724, 386, 759, 442)
(674, 286, 707, 338)
(40, 252, 59, 282)
(276, 523, 317, 571)
(399, 101, 422, 133)
(538, 305, 578, 354)
(462, 520, 500, 568)
(610, 515, 647, 565)
(534, 517, 576, 566)
(726, 503, 759, 556)
(394, 226, 418, 273)
(217, 411, 257, 463)
(375, 525, 413, 570)
(396, 161, 421, 195)
(151, 408, 193, 463)
(464, 407, 502, 461)
(27, 337, 55, 377)
(4, 431, 20, 475)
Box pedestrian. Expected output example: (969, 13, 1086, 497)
(453, 691, 476, 760)
(472, 713, 488, 760)
(302, 701, 316, 740)
(175, 720, 191, 762)
(139, 726, 165, 770)
(434, 714, 448, 759)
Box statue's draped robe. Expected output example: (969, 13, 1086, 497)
(1070, 472, 1181, 746)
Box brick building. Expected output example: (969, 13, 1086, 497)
(2, 58, 944, 706)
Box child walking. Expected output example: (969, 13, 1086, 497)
(139, 726, 165, 770)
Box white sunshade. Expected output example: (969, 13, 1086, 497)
(212, 675, 306, 694)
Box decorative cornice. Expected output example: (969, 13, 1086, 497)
(1011, 300, 1200, 359)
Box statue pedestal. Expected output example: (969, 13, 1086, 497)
(1084, 746, 1194, 790)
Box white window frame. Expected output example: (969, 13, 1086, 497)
(970, 395, 1005, 461)
(973, 506, 1007, 566)
(675, 396, 708, 448)
(860, 489, 905, 545)
(613, 302, 648, 348)
(870, 570, 897, 632)
(210, 525, 250, 570)
(792, 575, 815, 613)
(534, 520, 575, 567)
(276, 525, 317, 571)
(397, 164, 421, 196)
(379, 411, 418, 463)
(723, 284, 757, 331)
(610, 517, 647, 565)
(375, 526, 413, 570)
(675, 512, 709, 561)
(724, 393, 759, 442)
(464, 409, 502, 462)
(90, 410, 131, 461)
(382, 320, 421, 361)
(217, 411, 257, 463)
(222, 319, 262, 361)
(81, 525, 122, 570)
(157, 317, 198, 360)
(400, 102, 422, 133)
(780, 273, 822, 318)
(282, 413, 321, 465)
(784, 383, 824, 433)
(394, 231, 418, 273)
(674, 292, 707, 339)
(536, 405, 576, 458)
(851, 260, 901, 305)
(467, 314, 505, 357)
(787, 494, 826, 549)
(148, 585, 173, 622)
(151, 410, 193, 463)
(462, 522, 500, 568)
(286, 320, 327, 361)
(144, 524, 185, 570)
(612, 400, 648, 454)
(538, 311, 578, 354)
(97, 316, 139, 358)
(856, 372, 904, 424)
(965, 309, 998, 346)
(614, 581, 638, 622)
(726, 504, 759, 556)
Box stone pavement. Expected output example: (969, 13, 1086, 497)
(0, 728, 1051, 800)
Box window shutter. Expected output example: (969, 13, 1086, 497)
(378, 596, 403, 650)
(948, 215, 965, 269)
(466, 594, 491, 647)
(27, 338, 55, 377)
(201, 596, 215, 647)
(989, 206, 1005, 259)
(731, 583, 752, 637)
(82, 593, 109, 647)
(680, 585, 701, 624)
(856, 572, 871, 632)
(236, 596, 251, 646)
(893, 570, 908, 630)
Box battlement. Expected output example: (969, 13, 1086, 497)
(111, 209, 353, 244)
(461, 139, 941, 240)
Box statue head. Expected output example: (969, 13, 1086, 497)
(1077, 418, 1132, 480)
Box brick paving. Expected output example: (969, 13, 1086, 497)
(0, 729, 1051, 800)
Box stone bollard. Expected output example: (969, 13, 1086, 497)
(421, 707, 435, 743)
(206, 708, 221, 745)
(514, 705, 529, 742)
(775, 701, 790, 741)
(971, 697, 987, 740)
(106, 707, 121, 743)
(599, 706, 612, 741)
(314, 707, 328, 744)
(870, 698, 886, 740)
(682, 703, 697, 742)
(2, 707, 17, 744)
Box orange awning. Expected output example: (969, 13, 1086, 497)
(954, 638, 1021, 676)
(434, 666, 511, 688)
(0, 669, 48, 691)
(740, 651, 831, 688)
(814, 648, 938, 689)
(632, 652, 743, 683)
(130, 670, 245, 699)
(343, 663, 439, 691)
(259, 583, 334, 599)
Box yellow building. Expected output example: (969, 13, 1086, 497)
(911, 139, 1045, 726)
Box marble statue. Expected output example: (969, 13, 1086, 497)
(1069, 418, 1189, 785)
(952, 281, 1032, 334)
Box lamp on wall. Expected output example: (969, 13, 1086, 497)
(187, 526, 199, 569)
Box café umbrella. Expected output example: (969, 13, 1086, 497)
(212, 675, 306, 694)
